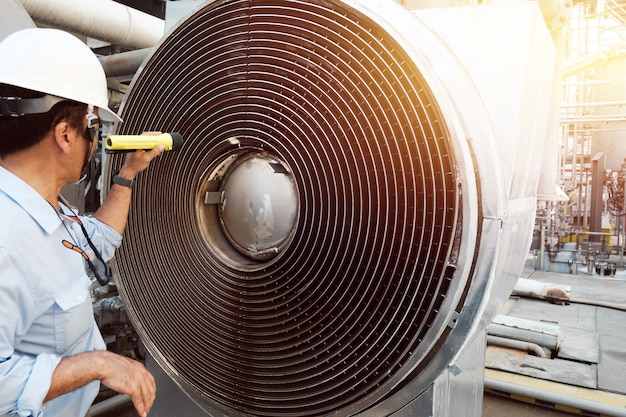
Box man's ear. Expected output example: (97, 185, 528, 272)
(52, 121, 72, 154)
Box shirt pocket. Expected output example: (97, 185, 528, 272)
(53, 277, 94, 354)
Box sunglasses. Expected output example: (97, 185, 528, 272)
(83, 112, 100, 143)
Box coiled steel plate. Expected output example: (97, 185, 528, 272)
(107, 0, 480, 415)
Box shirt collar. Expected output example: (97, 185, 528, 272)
(0, 165, 62, 234)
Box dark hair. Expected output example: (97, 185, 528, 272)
(0, 84, 87, 156)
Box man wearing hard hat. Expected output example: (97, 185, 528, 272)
(0, 28, 160, 417)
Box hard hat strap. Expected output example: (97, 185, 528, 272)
(0, 94, 66, 117)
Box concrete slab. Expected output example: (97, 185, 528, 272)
(598, 333, 626, 394)
(506, 298, 596, 331)
(483, 393, 573, 416)
(597, 307, 626, 336)
(557, 326, 599, 364)
(485, 347, 597, 389)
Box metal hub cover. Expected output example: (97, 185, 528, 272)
(219, 153, 298, 261)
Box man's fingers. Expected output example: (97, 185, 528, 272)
(142, 372, 157, 412)
(131, 378, 156, 417)
(98, 353, 156, 416)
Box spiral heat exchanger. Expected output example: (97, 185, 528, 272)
(106, 0, 520, 415)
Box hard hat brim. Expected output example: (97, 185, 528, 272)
(98, 107, 123, 123)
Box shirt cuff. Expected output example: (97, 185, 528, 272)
(17, 352, 62, 417)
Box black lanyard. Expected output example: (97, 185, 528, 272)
(52, 201, 111, 286)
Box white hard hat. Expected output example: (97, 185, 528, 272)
(0, 28, 122, 122)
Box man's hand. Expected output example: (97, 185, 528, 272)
(97, 351, 156, 417)
(117, 131, 166, 180)
(45, 350, 156, 417)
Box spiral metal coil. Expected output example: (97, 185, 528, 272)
(108, 0, 473, 415)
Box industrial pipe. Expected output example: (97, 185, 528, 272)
(484, 377, 626, 417)
(89, 394, 132, 417)
(488, 315, 562, 351)
(0, 0, 35, 41)
(99, 48, 152, 78)
(17, 0, 164, 49)
(562, 51, 609, 78)
(486, 335, 547, 358)
(512, 277, 571, 303)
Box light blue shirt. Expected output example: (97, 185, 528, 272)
(0, 166, 122, 417)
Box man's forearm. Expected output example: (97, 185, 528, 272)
(93, 146, 164, 235)
(45, 350, 156, 416)
(93, 172, 134, 235)
(44, 351, 106, 402)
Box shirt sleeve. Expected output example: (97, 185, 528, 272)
(1, 352, 62, 417)
(74, 215, 123, 263)
(0, 247, 62, 416)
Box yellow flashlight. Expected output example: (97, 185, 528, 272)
(105, 132, 184, 153)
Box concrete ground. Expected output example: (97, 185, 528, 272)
(483, 393, 572, 416)
(99, 392, 571, 416)
(481, 258, 626, 417)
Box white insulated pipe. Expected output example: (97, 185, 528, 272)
(99, 48, 151, 77)
(486, 335, 547, 358)
(512, 277, 571, 303)
(484, 377, 626, 417)
(488, 314, 562, 350)
(17, 0, 164, 50)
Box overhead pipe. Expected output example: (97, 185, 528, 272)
(99, 48, 152, 78)
(563, 51, 610, 78)
(17, 0, 164, 50)
(0, 0, 36, 41)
